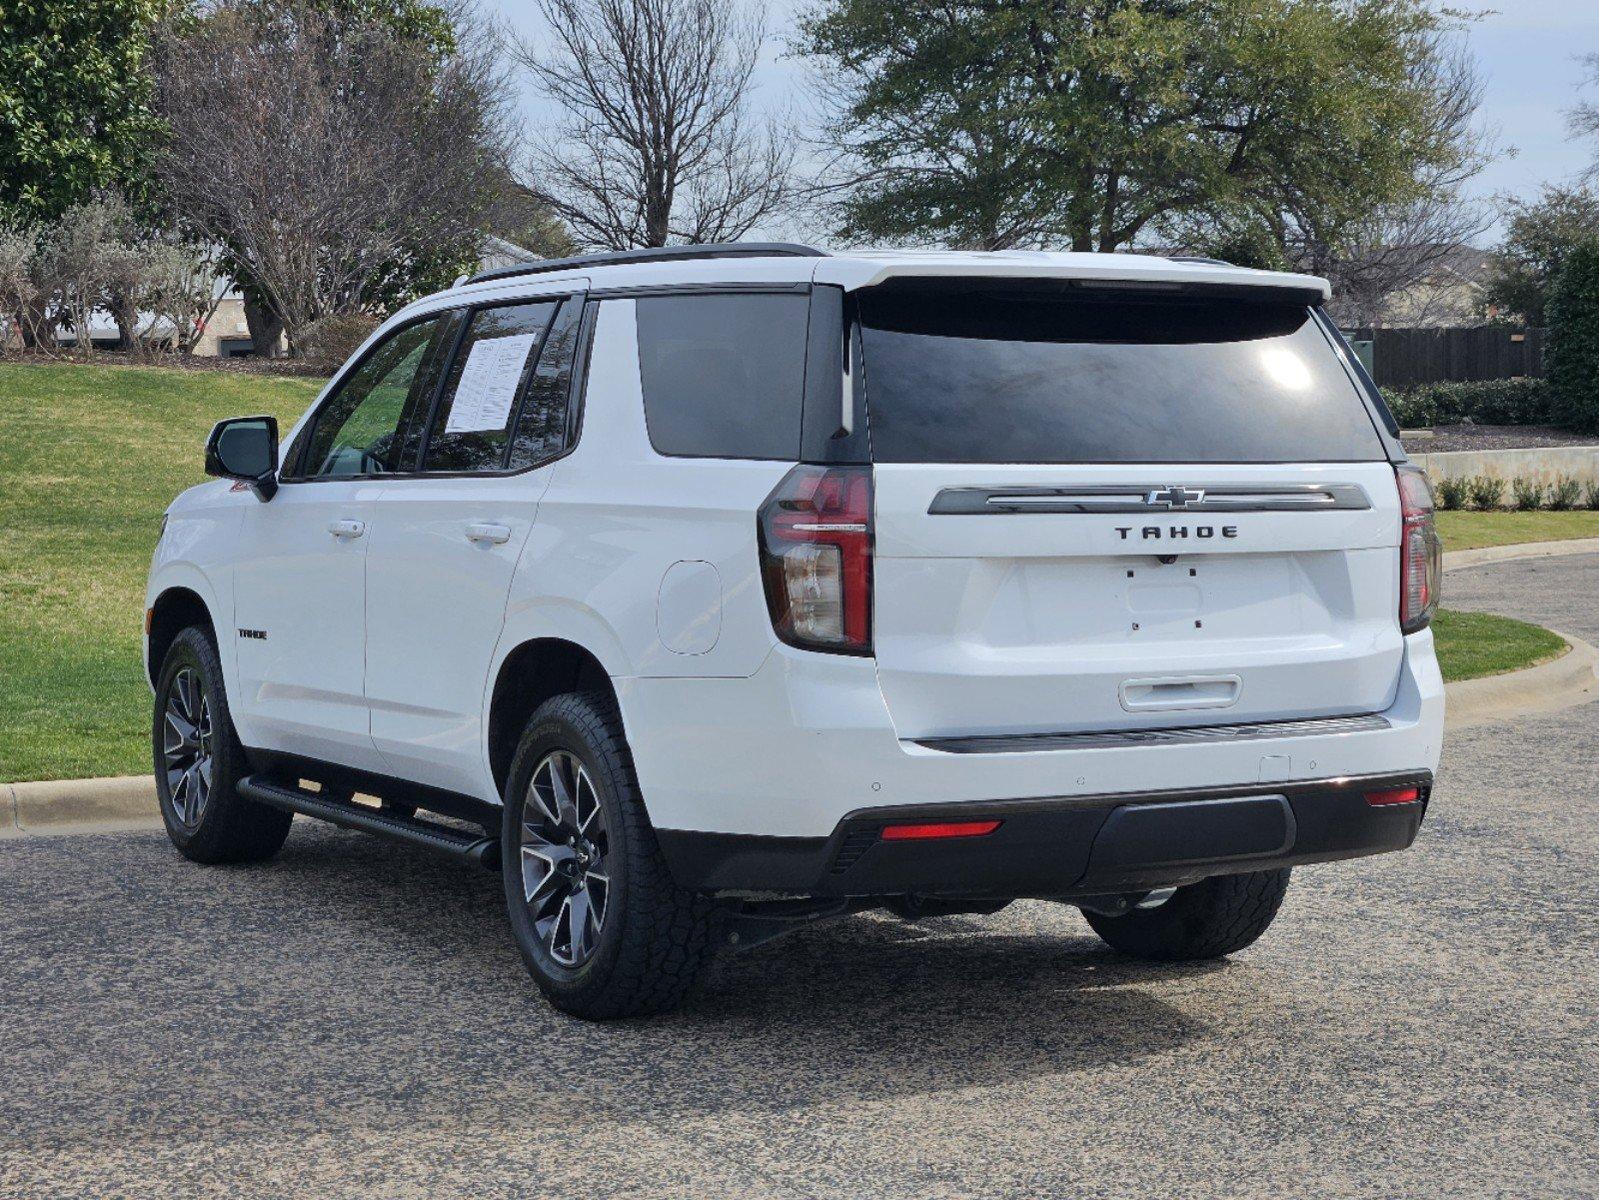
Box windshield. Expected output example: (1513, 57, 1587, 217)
(857, 286, 1387, 464)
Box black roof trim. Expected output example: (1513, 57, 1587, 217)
(465, 243, 831, 286)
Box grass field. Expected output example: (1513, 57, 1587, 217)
(0, 361, 323, 782)
(0, 361, 1585, 782)
(1436, 510, 1599, 552)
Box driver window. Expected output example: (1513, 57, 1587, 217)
(300, 316, 445, 478)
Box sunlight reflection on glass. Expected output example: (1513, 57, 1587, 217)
(1259, 346, 1313, 391)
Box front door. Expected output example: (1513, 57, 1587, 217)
(231, 312, 453, 770)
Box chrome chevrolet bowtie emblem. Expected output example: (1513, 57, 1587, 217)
(1147, 485, 1205, 509)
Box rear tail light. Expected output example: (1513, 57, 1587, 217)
(881, 820, 1001, 841)
(1396, 465, 1441, 634)
(1365, 786, 1421, 807)
(757, 464, 873, 655)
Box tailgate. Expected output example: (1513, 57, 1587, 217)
(872, 462, 1404, 740)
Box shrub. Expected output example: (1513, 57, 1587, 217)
(295, 313, 380, 370)
(1466, 474, 1505, 510)
(1547, 240, 1599, 434)
(1382, 378, 1556, 429)
(1433, 474, 1470, 510)
(1586, 480, 1599, 510)
(1510, 476, 1546, 511)
(1548, 475, 1584, 510)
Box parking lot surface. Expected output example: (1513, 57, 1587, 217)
(3, 559, 1596, 1199)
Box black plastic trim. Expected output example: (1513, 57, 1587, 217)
(589, 281, 810, 300)
(466, 243, 829, 285)
(239, 775, 500, 867)
(241, 748, 500, 831)
(654, 770, 1432, 897)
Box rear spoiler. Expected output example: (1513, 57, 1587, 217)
(813, 257, 1331, 306)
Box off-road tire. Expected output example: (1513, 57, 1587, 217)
(1083, 868, 1292, 961)
(501, 692, 722, 1019)
(153, 626, 293, 864)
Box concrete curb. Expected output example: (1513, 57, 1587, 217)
(1443, 628, 1599, 731)
(1443, 537, 1599, 572)
(4, 776, 157, 836)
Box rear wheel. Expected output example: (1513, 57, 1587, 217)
(1083, 868, 1291, 961)
(501, 692, 722, 1019)
(153, 627, 292, 864)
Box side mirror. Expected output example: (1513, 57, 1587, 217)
(205, 415, 279, 502)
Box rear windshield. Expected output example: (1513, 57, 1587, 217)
(857, 287, 1387, 464)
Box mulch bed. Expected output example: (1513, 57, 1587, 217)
(0, 349, 328, 378)
(1402, 424, 1599, 454)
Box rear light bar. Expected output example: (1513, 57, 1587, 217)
(1396, 465, 1441, 635)
(881, 820, 1002, 841)
(1365, 786, 1422, 807)
(757, 464, 874, 655)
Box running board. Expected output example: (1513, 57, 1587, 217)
(237, 775, 500, 869)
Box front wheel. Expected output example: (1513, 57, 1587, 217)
(153, 626, 292, 864)
(1083, 869, 1291, 961)
(501, 692, 722, 1019)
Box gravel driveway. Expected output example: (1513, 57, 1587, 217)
(3, 562, 1596, 1199)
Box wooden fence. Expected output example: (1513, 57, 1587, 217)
(1344, 326, 1546, 390)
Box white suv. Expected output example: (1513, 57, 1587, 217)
(145, 245, 1445, 1018)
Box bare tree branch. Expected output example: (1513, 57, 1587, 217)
(511, 0, 790, 248)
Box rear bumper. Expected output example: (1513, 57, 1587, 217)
(656, 771, 1431, 897)
(621, 630, 1445, 839)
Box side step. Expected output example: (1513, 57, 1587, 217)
(237, 775, 500, 870)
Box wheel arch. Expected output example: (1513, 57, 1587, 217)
(147, 585, 218, 688)
(487, 637, 623, 799)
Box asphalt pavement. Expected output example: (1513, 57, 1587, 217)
(3, 558, 1596, 1199)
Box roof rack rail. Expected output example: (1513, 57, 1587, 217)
(1166, 255, 1236, 267)
(464, 242, 831, 286)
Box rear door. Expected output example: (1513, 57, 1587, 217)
(857, 282, 1404, 741)
(364, 292, 588, 797)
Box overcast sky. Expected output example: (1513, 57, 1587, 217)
(490, 0, 1599, 245)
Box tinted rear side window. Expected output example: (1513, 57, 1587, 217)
(858, 289, 1387, 464)
(636, 293, 809, 459)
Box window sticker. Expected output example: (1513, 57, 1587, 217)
(444, 333, 538, 433)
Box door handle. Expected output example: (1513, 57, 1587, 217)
(465, 522, 512, 545)
(327, 519, 366, 539)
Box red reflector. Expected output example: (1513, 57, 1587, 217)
(1365, 787, 1421, 807)
(881, 820, 1001, 841)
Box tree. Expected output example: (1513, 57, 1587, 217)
(1482, 187, 1599, 328)
(0, 0, 164, 221)
(1570, 53, 1599, 183)
(512, 0, 790, 249)
(796, 0, 1484, 254)
(154, 0, 515, 352)
(482, 170, 580, 260)
(1547, 240, 1599, 435)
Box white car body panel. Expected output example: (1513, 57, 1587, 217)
(230, 478, 389, 771)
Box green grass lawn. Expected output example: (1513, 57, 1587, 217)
(1430, 608, 1568, 683)
(0, 361, 323, 782)
(1436, 510, 1599, 552)
(0, 361, 1580, 781)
